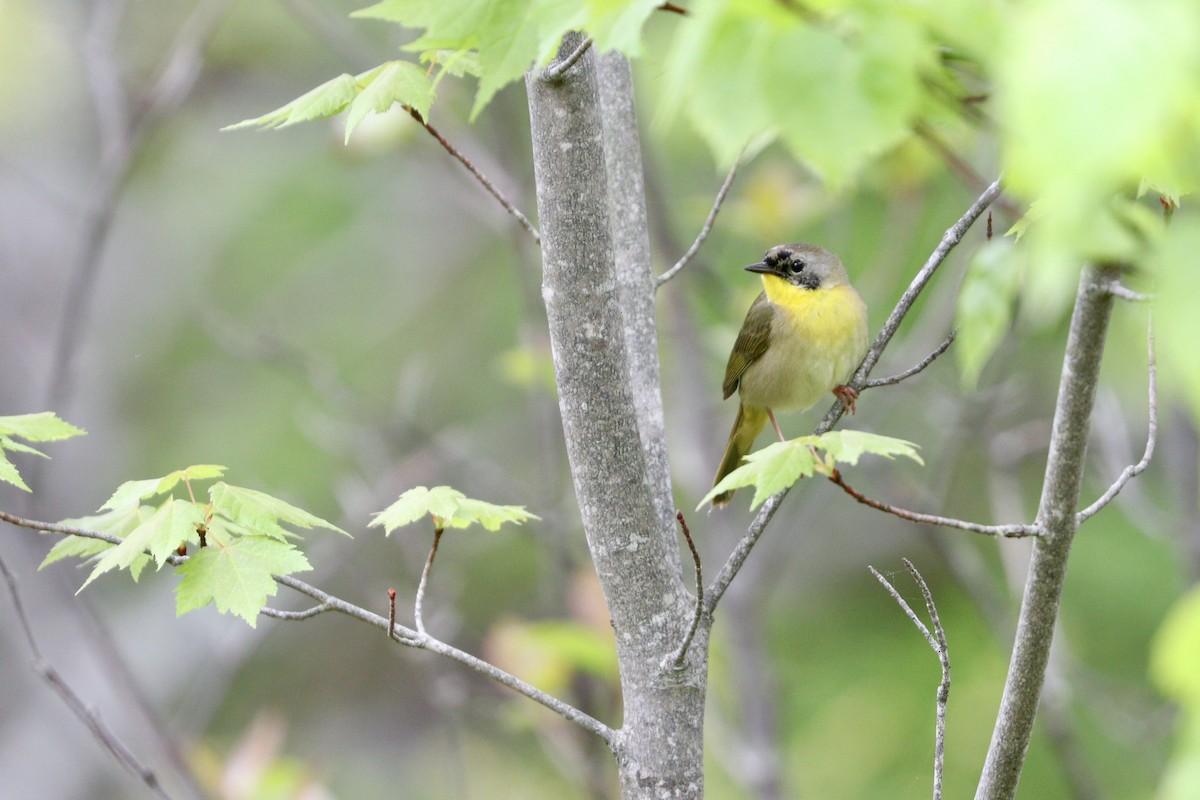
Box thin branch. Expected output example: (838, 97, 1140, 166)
(658, 2, 688, 14)
(408, 108, 541, 243)
(541, 36, 594, 82)
(704, 178, 1004, 614)
(666, 511, 705, 671)
(1098, 281, 1152, 303)
(656, 152, 743, 288)
(864, 330, 956, 390)
(0, 556, 174, 800)
(260, 604, 331, 621)
(869, 559, 950, 800)
(387, 588, 398, 641)
(1076, 322, 1156, 525)
(829, 469, 1039, 538)
(914, 124, 1022, 219)
(271, 575, 617, 748)
(414, 526, 444, 637)
(1, 510, 617, 749)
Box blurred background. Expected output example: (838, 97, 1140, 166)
(0, 1, 1193, 798)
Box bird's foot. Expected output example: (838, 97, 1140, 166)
(833, 384, 858, 414)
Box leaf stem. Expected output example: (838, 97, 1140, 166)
(414, 526, 443, 637)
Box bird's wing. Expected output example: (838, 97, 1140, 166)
(722, 292, 774, 400)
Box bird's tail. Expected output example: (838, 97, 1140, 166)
(711, 403, 768, 508)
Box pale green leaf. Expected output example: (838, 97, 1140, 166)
(805, 430, 924, 468)
(344, 61, 435, 144)
(697, 441, 818, 511)
(0, 436, 47, 459)
(209, 482, 348, 538)
(154, 464, 228, 496)
(583, 0, 661, 56)
(99, 478, 171, 512)
(956, 239, 1023, 390)
(0, 412, 87, 442)
(697, 430, 922, 510)
(447, 497, 539, 531)
(80, 499, 205, 590)
(41, 505, 151, 568)
(419, 49, 482, 79)
(0, 448, 29, 491)
(223, 73, 361, 131)
(370, 485, 537, 533)
(176, 536, 312, 627)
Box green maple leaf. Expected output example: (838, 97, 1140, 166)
(0, 412, 86, 491)
(697, 430, 922, 511)
(209, 482, 348, 540)
(41, 505, 152, 569)
(370, 485, 537, 534)
(97, 465, 227, 511)
(175, 535, 312, 627)
(80, 499, 205, 590)
(344, 61, 436, 143)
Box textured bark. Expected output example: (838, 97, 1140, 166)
(526, 36, 707, 798)
(974, 264, 1120, 799)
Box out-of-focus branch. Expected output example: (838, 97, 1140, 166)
(0, 556, 174, 800)
(1077, 323, 1156, 525)
(656, 151, 743, 288)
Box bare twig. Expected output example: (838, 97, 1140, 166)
(271, 575, 617, 747)
(864, 330, 956, 390)
(656, 152, 743, 288)
(541, 36, 593, 82)
(414, 526, 444, 636)
(387, 587, 398, 641)
(658, 2, 688, 14)
(704, 178, 1004, 615)
(914, 124, 1022, 219)
(2, 510, 617, 748)
(829, 469, 1039, 538)
(869, 559, 950, 800)
(1098, 281, 1151, 303)
(1076, 323, 1156, 525)
(0, 556, 174, 800)
(666, 511, 705, 671)
(408, 108, 541, 243)
(260, 604, 331, 621)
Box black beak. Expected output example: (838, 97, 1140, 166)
(744, 261, 780, 276)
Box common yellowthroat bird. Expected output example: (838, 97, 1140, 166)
(710, 243, 869, 507)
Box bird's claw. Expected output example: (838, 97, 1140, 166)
(833, 384, 858, 414)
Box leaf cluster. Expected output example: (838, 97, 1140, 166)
(698, 429, 923, 510)
(43, 465, 345, 626)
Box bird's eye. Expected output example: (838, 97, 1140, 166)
(788, 259, 806, 275)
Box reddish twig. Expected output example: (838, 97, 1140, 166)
(666, 511, 705, 671)
(413, 526, 444, 636)
(407, 108, 541, 243)
(387, 587, 398, 641)
(829, 469, 1039, 538)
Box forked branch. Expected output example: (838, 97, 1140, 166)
(870, 559, 950, 800)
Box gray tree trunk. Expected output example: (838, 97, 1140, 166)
(526, 36, 709, 798)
